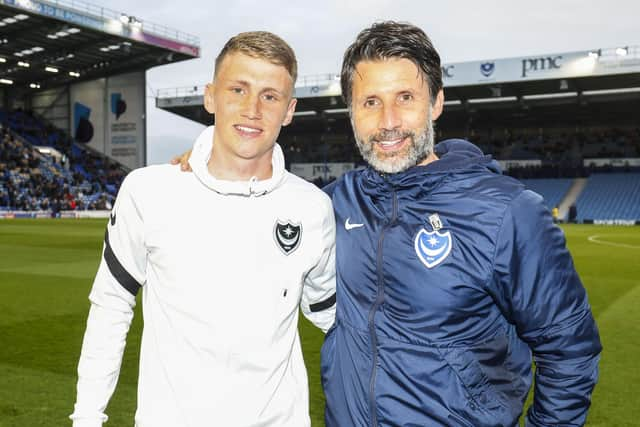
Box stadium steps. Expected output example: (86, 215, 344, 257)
(559, 178, 588, 221)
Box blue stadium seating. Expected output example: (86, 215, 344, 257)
(576, 173, 640, 221)
(520, 178, 573, 210)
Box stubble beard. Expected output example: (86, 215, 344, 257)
(353, 110, 434, 174)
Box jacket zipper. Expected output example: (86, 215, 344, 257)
(367, 188, 398, 427)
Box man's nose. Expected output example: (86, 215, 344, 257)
(379, 104, 401, 130)
(241, 94, 262, 119)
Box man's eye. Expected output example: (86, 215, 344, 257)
(364, 99, 378, 107)
(231, 87, 243, 94)
(399, 93, 413, 102)
(263, 94, 278, 102)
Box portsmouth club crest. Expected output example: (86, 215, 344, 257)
(274, 220, 302, 255)
(480, 62, 495, 78)
(414, 227, 453, 269)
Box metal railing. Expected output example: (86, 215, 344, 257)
(295, 73, 340, 88)
(155, 74, 341, 99)
(156, 85, 205, 99)
(19, 0, 200, 46)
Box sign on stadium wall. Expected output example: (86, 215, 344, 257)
(441, 49, 640, 86)
(70, 72, 145, 169)
(290, 163, 355, 181)
(0, 210, 110, 219)
(583, 158, 640, 167)
(497, 159, 542, 170)
(107, 72, 145, 169)
(70, 78, 107, 156)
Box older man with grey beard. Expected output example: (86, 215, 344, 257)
(320, 21, 601, 427)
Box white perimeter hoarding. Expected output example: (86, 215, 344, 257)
(70, 71, 145, 169)
(290, 163, 355, 181)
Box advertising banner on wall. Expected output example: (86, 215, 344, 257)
(69, 72, 145, 169)
(70, 78, 106, 154)
(290, 162, 355, 181)
(106, 71, 145, 169)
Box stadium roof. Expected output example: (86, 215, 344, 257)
(0, 0, 199, 91)
(155, 45, 640, 126)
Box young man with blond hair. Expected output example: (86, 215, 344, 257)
(70, 31, 336, 427)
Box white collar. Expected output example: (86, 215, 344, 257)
(188, 126, 286, 196)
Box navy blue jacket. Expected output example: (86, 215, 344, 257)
(321, 139, 601, 427)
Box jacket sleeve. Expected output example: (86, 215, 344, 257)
(491, 190, 601, 427)
(70, 174, 146, 427)
(300, 194, 337, 333)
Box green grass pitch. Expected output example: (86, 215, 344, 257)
(0, 219, 638, 426)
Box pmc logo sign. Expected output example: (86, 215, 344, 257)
(521, 56, 562, 77)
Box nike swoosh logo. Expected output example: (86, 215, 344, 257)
(345, 217, 364, 231)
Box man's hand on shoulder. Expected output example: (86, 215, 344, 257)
(169, 149, 193, 172)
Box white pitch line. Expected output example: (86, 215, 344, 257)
(587, 235, 640, 249)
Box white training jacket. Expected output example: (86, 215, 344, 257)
(70, 126, 337, 427)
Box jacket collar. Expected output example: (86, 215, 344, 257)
(188, 126, 286, 196)
(361, 138, 500, 193)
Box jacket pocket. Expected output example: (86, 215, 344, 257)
(439, 335, 525, 427)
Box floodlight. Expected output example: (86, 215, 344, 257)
(69, 71, 80, 77)
(17, 61, 29, 67)
(56, 31, 68, 37)
(0, 57, 6, 63)
(0, 79, 14, 85)
(47, 34, 58, 39)
(32, 47, 44, 52)
(45, 66, 59, 73)
(29, 83, 41, 89)
(616, 47, 628, 56)
(67, 28, 81, 34)
(14, 14, 29, 20)
(109, 45, 120, 50)
(129, 17, 142, 28)
(3, 17, 17, 24)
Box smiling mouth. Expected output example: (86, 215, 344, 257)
(375, 136, 408, 151)
(234, 124, 263, 137)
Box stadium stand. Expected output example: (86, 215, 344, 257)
(576, 173, 640, 222)
(0, 110, 125, 212)
(519, 178, 573, 210)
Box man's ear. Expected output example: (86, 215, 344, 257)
(431, 89, 445, 121)
(281, 97, 297, 127)
(204, 83, 215, 114)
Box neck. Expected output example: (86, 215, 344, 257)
(207, 142, 274, 181)
(207, 148, 274, 181)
